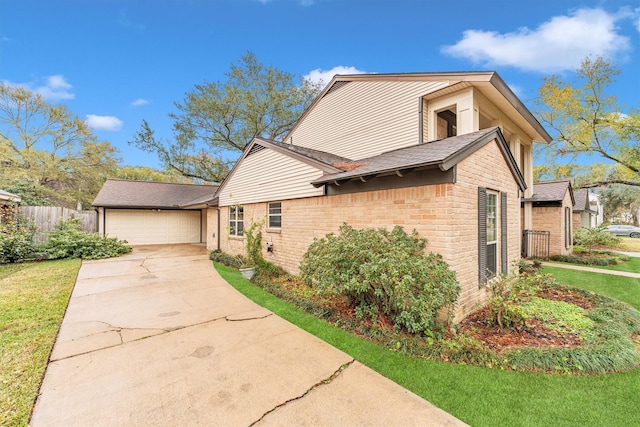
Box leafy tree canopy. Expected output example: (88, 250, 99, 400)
(536, 56, 639, 189)
(0, 84, 119, 208)
(130, 52, 322, 183)
(112, 165, 193, 183)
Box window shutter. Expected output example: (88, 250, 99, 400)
(478, 187, 487, 286)
(501, 192, 508, 274)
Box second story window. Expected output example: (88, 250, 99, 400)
(437, 109, 457, 138)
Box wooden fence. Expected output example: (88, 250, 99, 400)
(19, 206, 98, 243)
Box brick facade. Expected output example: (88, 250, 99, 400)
(531, 191, 573, 256)
(218, 141, 521, 320)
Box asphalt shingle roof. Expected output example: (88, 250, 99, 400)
(573, 189, 595, 213)
(312, 127, 507, 185)
(260, 139, 352, 168)
(528, 180, 572, 203)
(92, 179, 218, 208)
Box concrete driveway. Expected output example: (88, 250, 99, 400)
(31, 245, 466, 426)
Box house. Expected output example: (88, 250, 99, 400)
(572, 189, 597, 230)
(526, 180, 574, 257)
(589, 193, 604, 227)
(0, 189, 21, 205)
(212, 72, 552, 319)
(93, 179, 217, 245)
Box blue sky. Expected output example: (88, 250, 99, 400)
(1, 0, 639, 169)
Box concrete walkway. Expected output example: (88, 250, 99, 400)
(31, 245, 465, 427)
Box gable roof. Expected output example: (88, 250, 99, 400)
(92, 179, 218, 209)
(311, 127, 526, 191)
(573, 189, 596, 213)
(214, 137, 347, 199)
(527, 180, 575, 205)
(0, 189, 21, 203)
(287, 72, 552, 145)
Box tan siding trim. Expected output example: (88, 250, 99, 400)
(219, 148, 324, 206)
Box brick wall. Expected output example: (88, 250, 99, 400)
(531, 192, 573, 256)
(218, 140, 522, 320)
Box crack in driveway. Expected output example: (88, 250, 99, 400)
(249, 359, 356, 426)
(52, 313, 274, 362)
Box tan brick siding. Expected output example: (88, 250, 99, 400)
(219, 140, 521, 320)
(531, 192, 573, 256)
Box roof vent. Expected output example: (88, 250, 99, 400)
(323, 81, 350, 98)
(246, 144, 266, 158)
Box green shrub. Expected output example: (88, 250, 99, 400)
(43, 219, 131, 260)
(0, 207, 38, 264)
(209, 250, 245, 268)
(574, 227, 621, 251)
(550, 253, 626, 266)
(300, 223, 460, 335)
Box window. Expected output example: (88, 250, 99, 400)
(229, 205, 244, 237)
(479, 188, 508, 285)
(486, 191, 498, 278)
(268, 202, 281, 229)
(437, 109, 457, 138)
(565, 206, 572, 248)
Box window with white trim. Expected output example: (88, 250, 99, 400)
(268, 202, 281, 229)
(486, 191, 498, 278)
(479, 188, 507, 286)
(229, 205, 244, 237)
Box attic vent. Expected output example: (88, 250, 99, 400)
(323, 81, 350, 98)
(246, 144, 266, 157)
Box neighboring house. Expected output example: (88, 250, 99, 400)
(572, 189, 597, 230)
(0, 189, 21, 205)
(212, 72, 552, 319)
(526, 180, 574, 257)
(589, 193, 604, 227)
(93, 179, 217, 245)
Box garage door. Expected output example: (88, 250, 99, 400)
(105, 209, 201, 245)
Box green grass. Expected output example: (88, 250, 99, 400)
(544, 266, 640, 314)
(597, 256, 640, 274)
(0, 259, 81, 427)
(216, 263, 640, 426)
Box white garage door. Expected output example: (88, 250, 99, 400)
(105, 209, 201, 245)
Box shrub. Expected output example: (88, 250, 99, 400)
(43, 219, 131, 260)
(487, 267, 554, 331)
(300, 223, 460, 335)
(573, 227, 621, 251)
(0, 207, 38, 264)
(209, 250, 245, 268)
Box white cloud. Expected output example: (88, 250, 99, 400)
(304, 66, 367, 87)
(85, 114, 123, 131)
(7, 75, 76, 101)
(442, 8, 632, 73)
(131, 98, 149, 107)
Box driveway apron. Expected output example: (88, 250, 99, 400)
(31, 245, 466, 426)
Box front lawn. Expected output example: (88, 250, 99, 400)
(0, 259, 80, 427)
(216, 263, 640, 426)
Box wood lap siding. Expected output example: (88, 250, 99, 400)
(289, 80, 449, 160)
(218, 148, 324, 206)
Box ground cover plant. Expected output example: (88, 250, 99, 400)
(215, 263, 640, 427)
(0, 259, 81, 427)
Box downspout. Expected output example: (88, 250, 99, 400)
(216, 207, 221, 250)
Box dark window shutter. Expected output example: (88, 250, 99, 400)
(478, 187, 487, 286)
(501, 192, 508, 274)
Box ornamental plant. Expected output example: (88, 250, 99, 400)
(43, 218, 131, 260)
(0, 206, 38, 263)
(300, 223, 460, 335)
